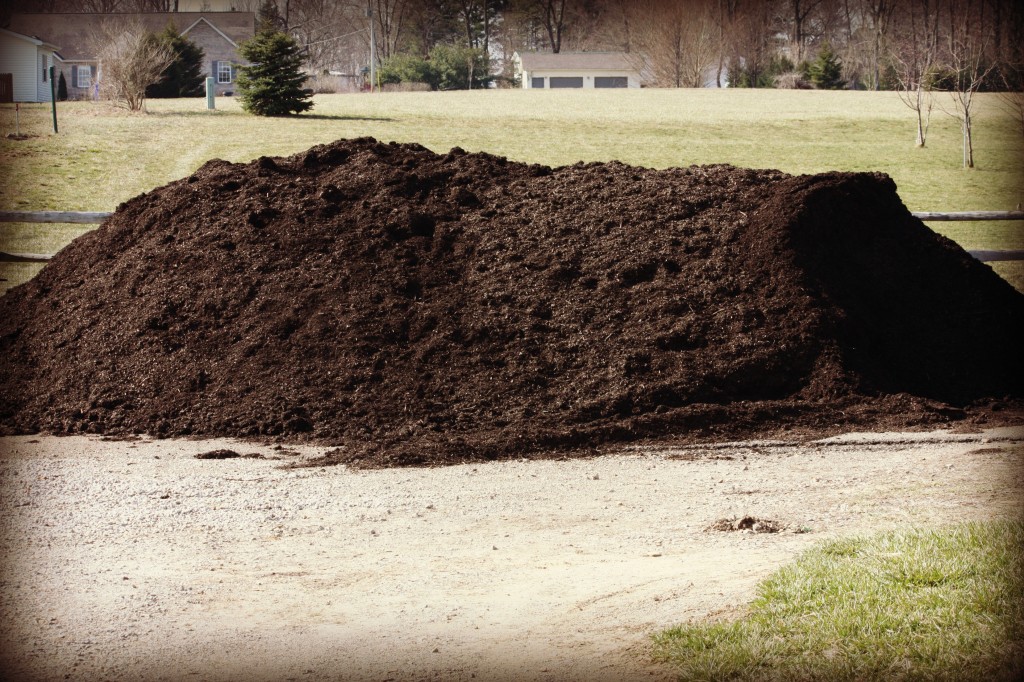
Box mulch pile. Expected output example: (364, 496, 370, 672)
(1, 137, 1022, 466)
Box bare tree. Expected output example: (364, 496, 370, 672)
(891, 0, 940, 145)
(127, 0, 181, 10)
(369, 0, 414, 60)
(713, 0, 742, 87)
(941, 0, 996, 167)
(787, 0, 825, 62)
(536, 0, 568, 52)
(288, 0, 355, 74)
(510, 0, 569, 52)
(993, 0, 1024, 139)
(631, 0, 718, 87)
(864, 0, 899, 89)
(91, 19, 174, 112)
(80, 0, 127, 11)
(729, 0, 780, 86)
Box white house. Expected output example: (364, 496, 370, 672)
(8, 13, 254, 99)
(514, 52, 641, 89)
(0, 27, 61, 103)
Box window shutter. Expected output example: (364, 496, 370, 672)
(230, 64, 236, 83)
(212, 61, 219, 81)
(72, 65, 78, 88)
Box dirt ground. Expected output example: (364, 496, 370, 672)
(1, 426, 1021, 681)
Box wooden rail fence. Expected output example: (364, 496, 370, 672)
(1, 210, 1022, 263)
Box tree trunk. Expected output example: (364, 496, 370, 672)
(963, 111, 974, 168)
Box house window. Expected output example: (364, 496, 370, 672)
(216, 61, 233, 84)
(73, 65, 92, 89)
(595, 76, 628, 88)
(531, 76, 545, 89)
(549, 76, 583, 88)
(41, 55, 48, 82)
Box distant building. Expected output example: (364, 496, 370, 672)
(0, 27, 61, 103)
(7, 12, 255, 99)
(514, 52, 641, 89)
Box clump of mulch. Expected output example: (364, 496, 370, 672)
(194, 449, 264, 460)
(0, 137, 1021, 466)
(708, 516, 786, 533)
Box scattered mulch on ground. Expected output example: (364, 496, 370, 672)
(1, 137, 1022, 466)
(708, 516, 786, 533)
(194, 449, 241, 460)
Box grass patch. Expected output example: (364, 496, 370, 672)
(653, 521, 1024, 681)
(1, 90, 1022, 292)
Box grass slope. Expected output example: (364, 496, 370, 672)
(653, 521, 1024, 681)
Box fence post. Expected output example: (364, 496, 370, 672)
(206, 77, 216, 110)
(49, 65, 57, 133)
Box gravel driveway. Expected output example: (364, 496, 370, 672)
(2, 427, 1022, 681)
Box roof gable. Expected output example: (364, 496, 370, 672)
(0, 26, 60, 51)
(517, 52, 636, 72)
(180, 15, 239, 48)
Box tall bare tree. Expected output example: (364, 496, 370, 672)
(511, 0, 569, 52)
(942, 0, 995, 167)
(891, 0, 940, 145)
(787, 0, 825, 62)
(375, 0, 416, 59)
(864, 0, 899, 89)
(729, 0, 780, 86)
(631, 0, 718, 87)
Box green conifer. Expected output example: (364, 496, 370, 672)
(809, 43, 845, 90)
(236, 27, 313, 116)
(147, 25, 206, 98)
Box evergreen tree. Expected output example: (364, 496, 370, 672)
(236, 28, 313, 116)
(57, 70, 68, 101)
(146, 25, 205, 98)
(809, 43, 845, 90)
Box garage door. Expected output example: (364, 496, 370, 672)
(549, 77, 583, 88)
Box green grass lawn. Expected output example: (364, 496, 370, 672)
(1, 89, 1022, 291)
(653, 521, 1024, 681)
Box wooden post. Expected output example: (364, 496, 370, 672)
(206, 76, 215, 110)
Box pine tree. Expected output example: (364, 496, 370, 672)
(146, 25, 206, 98)
(809, 43, 845, 90)
(236, 28, 313, 116)
(57, 71, 68, 101)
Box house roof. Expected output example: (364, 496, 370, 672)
(7, 12, 254, 61)
(517, 52, 636, 72)
(0, 26, 60, 52)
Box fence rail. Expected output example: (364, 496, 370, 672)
(0, 210, 112, 224)
(910, 210, 1024, 222)
(1, 210, 1022, 263)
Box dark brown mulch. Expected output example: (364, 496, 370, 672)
(1, 137, 1021, 467)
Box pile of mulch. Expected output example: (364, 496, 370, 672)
(1, 137, 1021, 466)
